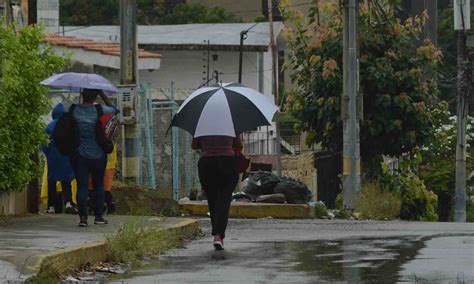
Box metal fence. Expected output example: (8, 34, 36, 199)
(135, 84, 200, 200)
(242, 122, 302, 155)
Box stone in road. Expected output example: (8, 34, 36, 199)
(119, 219, 474, 283)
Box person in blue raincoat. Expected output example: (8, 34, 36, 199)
(42, 103, 76, 214)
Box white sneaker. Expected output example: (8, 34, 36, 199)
(65, 202, 77, 214)
(45, 206, 55, 214)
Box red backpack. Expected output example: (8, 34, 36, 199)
(94, 105, 118, 154)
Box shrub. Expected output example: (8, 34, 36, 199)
(0, 24, 68, 192)
(381, 166, 438, 221)
(334, 208, 352, 219)
(467, 199, 474, 223)
(356, 182, 401, 220)
(312, 202, 328, 218)
(335, 193, 343, 210)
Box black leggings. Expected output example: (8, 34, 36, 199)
(47, 179, 72, 212)
(198, 156, 239, 239)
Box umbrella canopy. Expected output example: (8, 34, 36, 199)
(40, 72, 119, 93)
(170, 83, 279, 137)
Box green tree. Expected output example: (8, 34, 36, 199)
(161, 3, 241, 24)
(436, 4, 474, 112)
(59, 0, 120, 25)
(282, 1, 441, 176)
(418, 103, 474, 221)
(0, 24, 69, 192)
(59, 1, 240, 26)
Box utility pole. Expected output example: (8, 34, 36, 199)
(342, 0, 360, 209)
(238, 30, 247, 84)
(202, 40, 210, 86)
(454, 0, 470, 222)
(267, 0, 282, 176)
(119, 0, 139, 179)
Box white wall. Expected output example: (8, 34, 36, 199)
(144, 49, 273, 98)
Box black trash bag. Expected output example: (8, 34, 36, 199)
(232, 192, 253, 203)
(274, 177, 312, 204)
(244, 171, 280, 196)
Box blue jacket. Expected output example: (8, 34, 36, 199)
(42, 103, 75, 181)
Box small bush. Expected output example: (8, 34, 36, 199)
(334, 208, 352, 219)
(25, 275, 59, 284)
(335, 193, 343, 210)
(467, 199, 474, 222)
(312, 202, 328, 218)
(381, 168, 438, 221)
(106, 218, 180, 265)
(356, 183, 401, 220)
(399, 178, 438, 221)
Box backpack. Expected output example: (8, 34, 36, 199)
(99, 113, 119, 142)
(52, 104, 80, 156)
(94, 105, 115, 154)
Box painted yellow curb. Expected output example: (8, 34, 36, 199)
(180, 201, 311, 219)
(34, 218, 199, 278)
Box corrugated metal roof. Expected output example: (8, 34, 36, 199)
(52, 22, 283, 47)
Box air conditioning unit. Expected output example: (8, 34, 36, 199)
(118, 85, 137, 124)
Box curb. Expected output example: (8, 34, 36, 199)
(34, 218, 199, 278)
(180, 201, 312, 219)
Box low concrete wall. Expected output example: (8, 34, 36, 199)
(36, 218, 199, 277)
(180, 201, 311, 219)
(0, 190, 27, 216)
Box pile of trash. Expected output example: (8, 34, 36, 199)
(233, 171, 312, 204)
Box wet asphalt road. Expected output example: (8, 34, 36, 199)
(117, 219, 474, 283)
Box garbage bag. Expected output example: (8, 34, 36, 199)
(274, 177, 312, 204)
(232, 192, 253, 203)
(244, 171, 280, 196)
(256, 193, 286, 204)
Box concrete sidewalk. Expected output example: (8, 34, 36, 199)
(0, 214, 198, 282)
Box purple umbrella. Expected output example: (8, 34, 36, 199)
(40, 72, 119, 93)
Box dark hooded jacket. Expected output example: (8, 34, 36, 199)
(42, 103, 75, 181)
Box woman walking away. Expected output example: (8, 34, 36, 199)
(42, 103, 75, 214)
(192, 136, 241, 250)
(70, 89, 119, 227)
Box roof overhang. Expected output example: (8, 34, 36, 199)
(52, 46, 161, 70)
(140, 44, 268, 52)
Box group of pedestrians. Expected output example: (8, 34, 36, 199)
(42, 80, 266, 254)
(42, 88, 119, 227)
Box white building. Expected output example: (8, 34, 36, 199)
(53, 23, 284, 99)
(46, 23, 287, 158)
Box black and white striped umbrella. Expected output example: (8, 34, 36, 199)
(170, 83, 279, 137)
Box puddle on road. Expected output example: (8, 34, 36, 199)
(290, 235, 474, 283)
(111, 235, 474, 283)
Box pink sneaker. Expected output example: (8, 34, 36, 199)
(213, 235, 224, 251)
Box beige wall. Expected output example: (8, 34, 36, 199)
(0, 190, 27, 216)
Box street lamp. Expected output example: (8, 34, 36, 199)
(238, 23, 259, 84)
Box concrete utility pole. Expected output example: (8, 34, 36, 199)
(342, 0, 361, 209)
(267, 0, 282, 176)
(238, 30, 246, 84)
(454, 0, 470, 222)
(119, 0, 139, 179)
